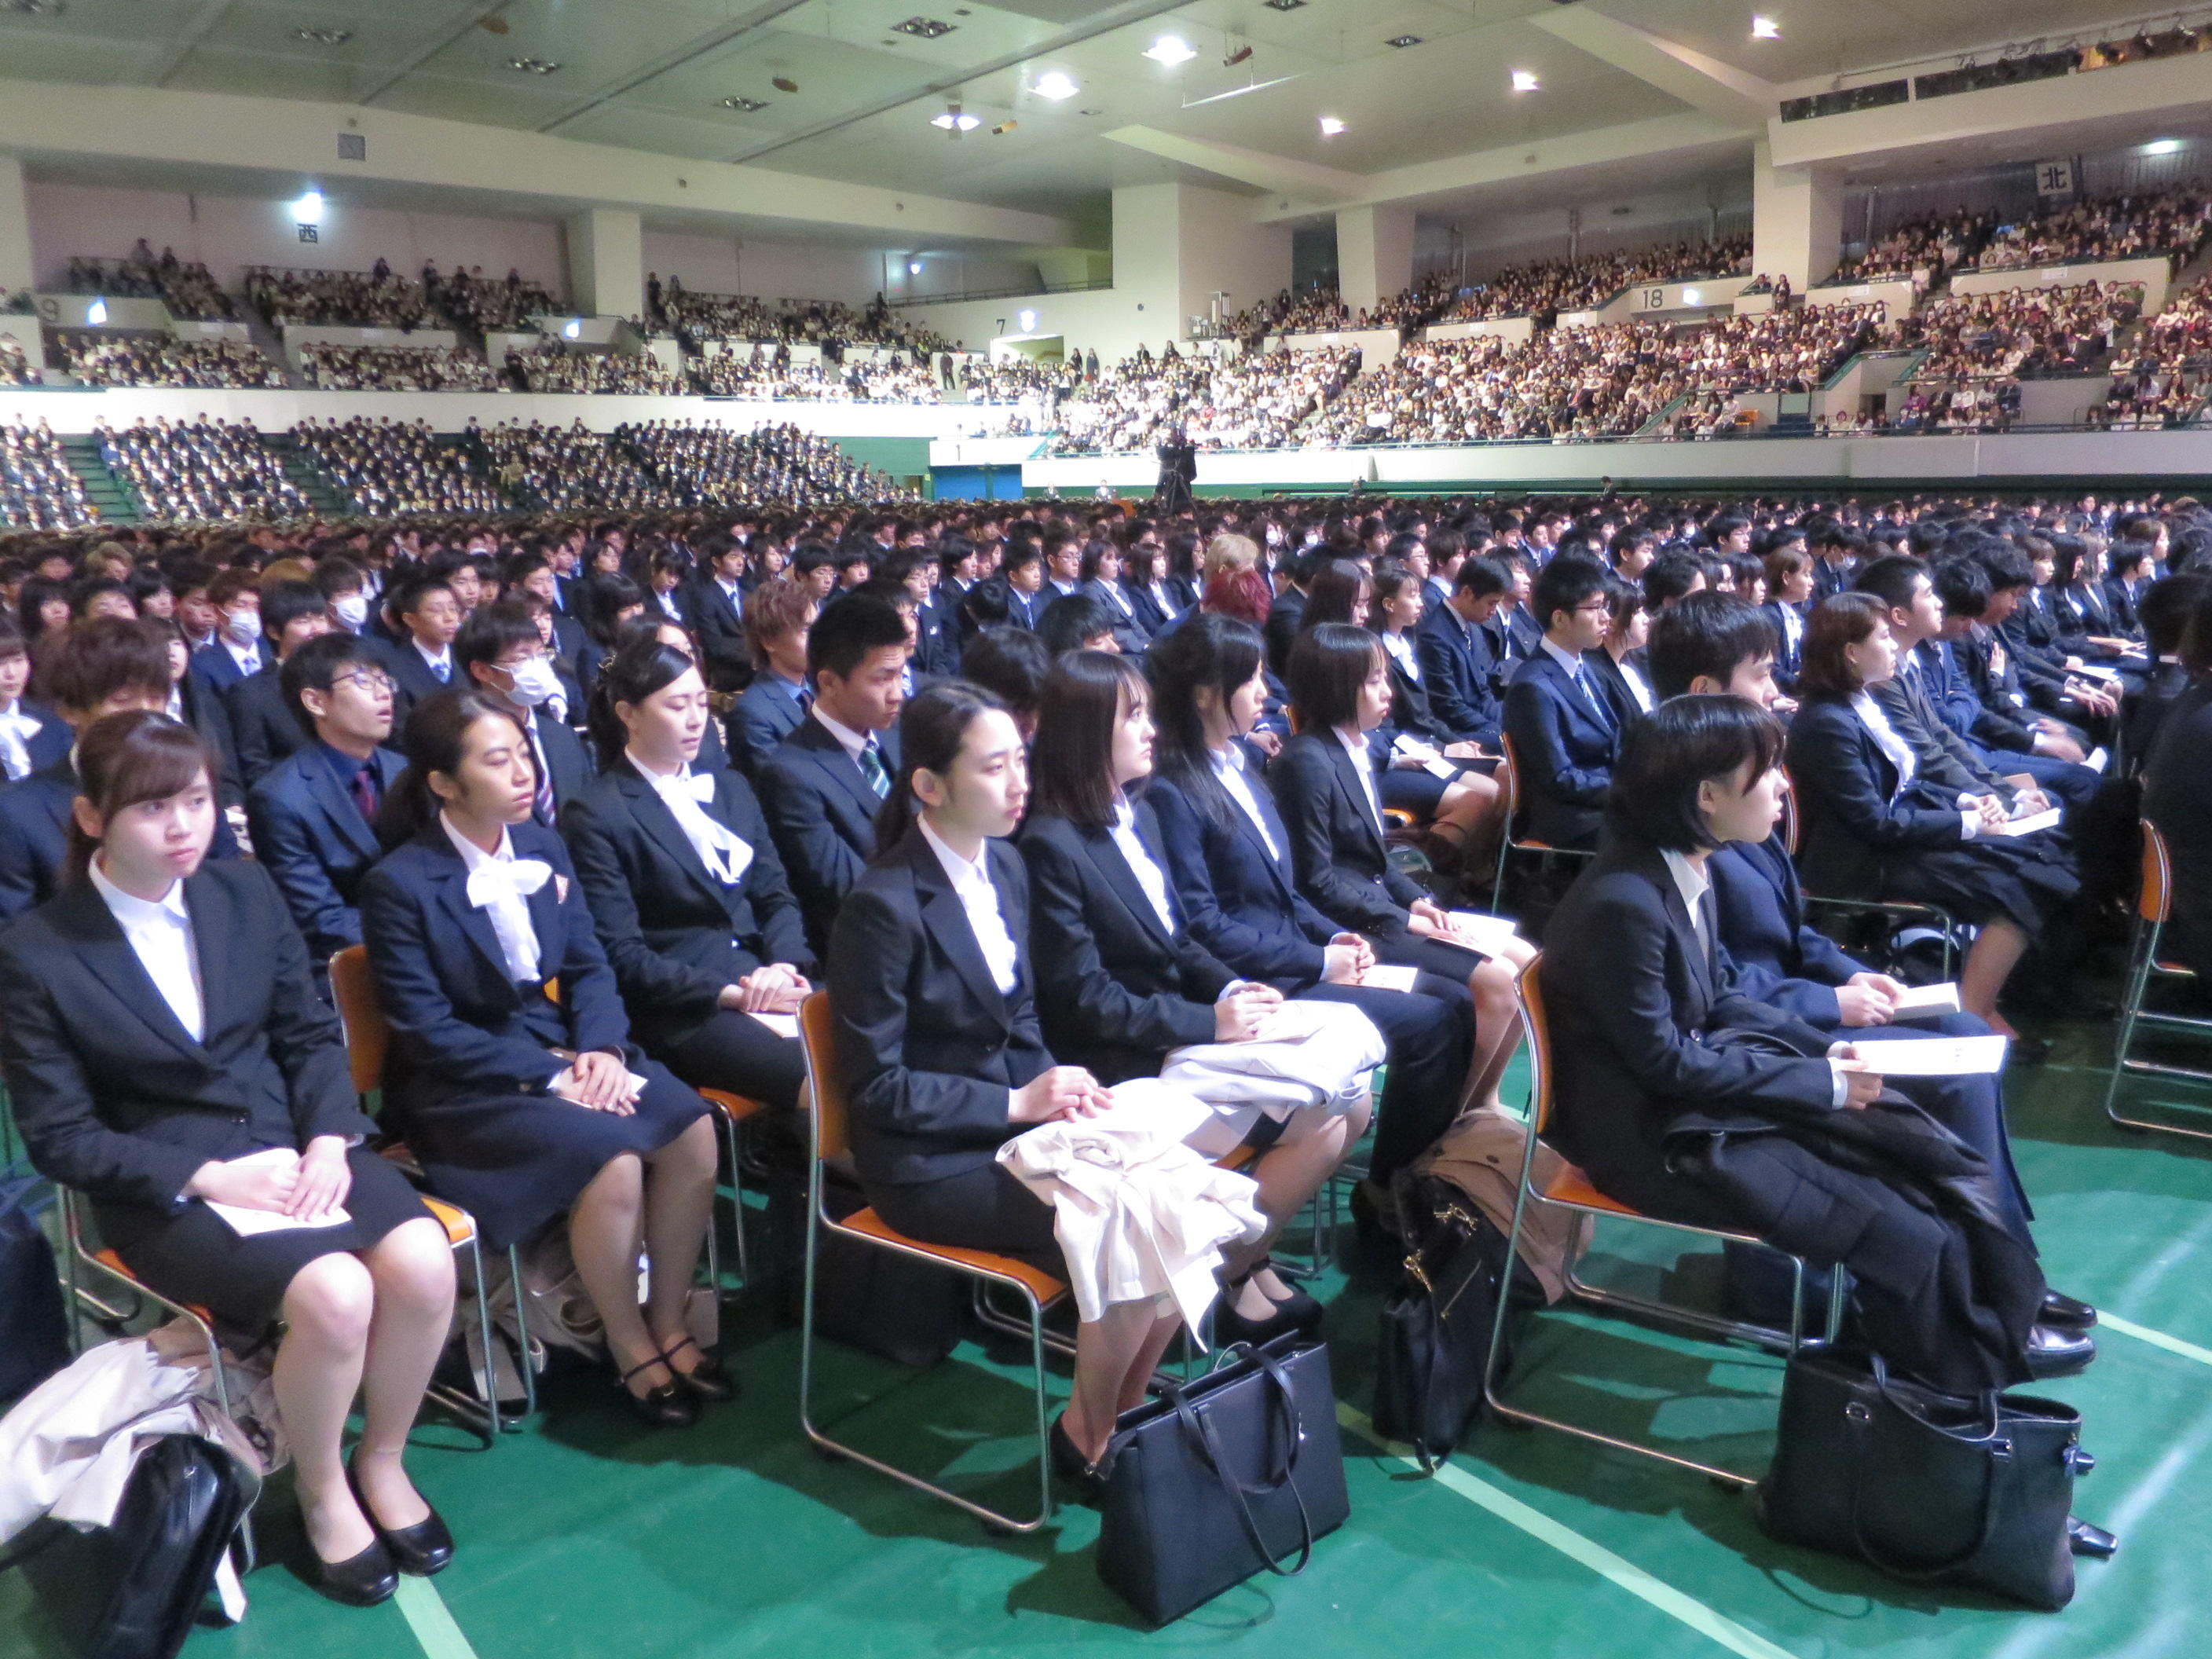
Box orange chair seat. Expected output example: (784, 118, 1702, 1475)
(2155, 958, 2198, 978)
(699, 1088, 771, 1123)
(1541, 1166, 1639, 1218)
(833, 1207, 1067, 1305)
(421, 1196, 476, 1247)
(91, 1248, 217, 1324)
(1514, 837, 1557, 851)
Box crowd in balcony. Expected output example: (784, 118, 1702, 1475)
(505, 344, 686, 396)
(63, 244, 241, 320)
(427, 264, 564, 333)
(92, 416, 310, 524)
(1428, 233, 1752, 324)
(479, 419, 683, 511)
(245, 262, 438, 330)
(53, 331, 284, 390)
(297, 342, 509, 393)
(0, 421, 97, 530)
(291, 416, 515, 516)
(620, 419, 908, 505)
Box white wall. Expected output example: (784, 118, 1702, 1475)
(731, 240, 883, 306)
(1426, 178, 1754, 284)
(27, 181, 567, 291)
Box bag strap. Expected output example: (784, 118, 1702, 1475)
(1843, 1359, 2005, 1581)
(1167, 1345, 1317, 1578)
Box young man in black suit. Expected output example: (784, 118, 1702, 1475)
(688, 535, 752, 693)
(756, 594, 909, 959)
(999, 543, 1049, 632)
(1500, 555, 1622, 850)
(225, 579, 333, 789)
(1413, 553, 1511, 748)
(376, 575, 463, 719)
(727, 580, 817, 775)
(187, 566, 267, 695)
(449, 602, 593, 828)
(247, 632, 408, 991)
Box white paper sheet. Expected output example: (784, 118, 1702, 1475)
(204, 1148, 351, 1236)
(1990, 807, 2062, 838)
(1888, 982, 1961, 1020)
(1361, 964, 1419, 992)
(1446, 911, 1522, 956)
(1849, 1035, 2009, 1076)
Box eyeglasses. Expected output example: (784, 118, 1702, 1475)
(335, 670, 396, 696)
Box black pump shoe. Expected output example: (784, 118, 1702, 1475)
(312, 1536, 398, 1608)
(617, 1353, 699, 1428)
(660, 1334, 738, 1404)
(2041, 1290, 2098, 1331)
(2067, 1517, 2119, 1558)
(2023, 1322, 2097, 1380)
(1049, 1413, 1108, 1503)
(346, 1456, 453, 1577)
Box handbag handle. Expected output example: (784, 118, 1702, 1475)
(1166, 1343, 1317, 1579)
(1844, 1356, 2005, 1581)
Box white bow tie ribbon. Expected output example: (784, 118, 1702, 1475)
(467, 856, 554, 982)
(650, 771, 754, 886)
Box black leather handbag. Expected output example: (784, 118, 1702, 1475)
(0, 1167, 70, 1399)
(1754, 1348, 2088, 1610)
(16, 1434, 256, 1659)
(1097, 1335, 1350, 1624)
(1371, 1174, 1523, 1470)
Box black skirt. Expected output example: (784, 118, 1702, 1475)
(1884, 837, 2078, 936)
(392, 1059, 711, 1251)
(867, 1161, 1064, 1279)
(101, 1146, 433, 1334)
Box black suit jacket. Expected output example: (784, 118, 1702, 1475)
(1413, 605, 1502, 745)
(1271, 731, 1423, 937)
(1785, 694, 1968, 901)
(1149, 767, 1339, 985)
(1501, 649, 1620, 849)
(0, 753, 239, 921)
(758, 716, 899, 959)
(175, 672, 244, 808)
(1264, 588, 1306, 678)
(225, 663, 308, 788)
(2142, 682, 2212, 976)
(826, 830, 1051, 1188)
(687, 576, 751, 690)
(560, 759, 813, 1042)
(0, 861, 370, 1214)
(10, 700, 70, 778)
(246, 744, 408, 967)
(1709, 834, 1865, 1027)
(729, 674, 807, 775)
(375, 637, 459, 721)
(1017, 805, 1232, 1082)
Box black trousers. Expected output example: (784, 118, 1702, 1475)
(1298, 981, 1474, 1184)
(654, 1007, 808, 1113)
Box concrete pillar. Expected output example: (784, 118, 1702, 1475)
(562, 207, 642, 319)
(0, 156, 34, 297)
(1335, 203, 1414, 318)
(1752, 139, 1842, 293)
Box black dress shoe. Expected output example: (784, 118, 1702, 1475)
(1248, 1262, 1324, 1335)
(661, 1334, 738, 1404)
(1048, 1414, 1108, 1503)
(313, 1536, 398, 1608)
(617, 1355, 699, 1427)
(2041, 1290, 2097, 1331)
(346, 1457, 453, 1577)
(2023, 1322, 2097, 1380)
(2067, 1517, 2119, 1558)
(1213, 1292, 1306, 1349)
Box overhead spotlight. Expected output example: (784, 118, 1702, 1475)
(1318, 115, 1346, 135)
(85, 298, 107, 326)
(293, 187, 324, 224)
(771, 75, 799, 93)
(1682, 287, 1702, 306)
(894, 16, 955, 37)
(562, 317, 582, 339)
(293, 25, 351, 44)
(507, 57, 559, 74)
(908, 260, 924, 275)
(1386, 35, 1422, 48)
(1751, 15, 1780, 38)
(990, 119, 1017, 134)
(2144, 137, 2186, 155)
(1144, 34, 1196, 64)
(720, 95, 767, 112)
(1262, 0, 1306, 10)
(1510, 68, 1540, 92)
(930, 101, 981, 132)
(1224, 44, 1253, 67)
(1033, 71, 1079, 100)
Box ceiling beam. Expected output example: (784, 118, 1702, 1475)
(355, 2, 517, 108)
(1531, 9, 1775, 128)
(1102, 126, 1364, 203)
(534, 0, 817, 135)
(146, 0, 239, 88)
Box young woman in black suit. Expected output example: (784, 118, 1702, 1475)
(1584, 573, 1657, 727)
(0, 712, 456, 1606)
(1275, 624, 1533, 1111)
(1019, 650, 1370, 1341)
(1784, 594, 2075, 1029)
(560, 637, 811, 1114)
(828, 683, 1179, 1478)
(359, 690, 724, 1430)
(1540, 697, 2062, 1395)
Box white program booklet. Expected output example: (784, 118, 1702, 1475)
(1990, 807, 2062, 838)
(1361, 964, 1420, 993)
(204, 1148, 351, 1236)
(1446, 911, 1522, 955)
(1888, 982, 1961, 1020)
(1850, 1035, 2009, 1076)
(749, 1011, 801, 1040)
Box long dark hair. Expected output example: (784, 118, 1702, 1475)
(65, 712, 216, 884)
(587, 637, 698, 771)
(1030, 650, 1148, 834)
(1147, 613, 1265, 830)
(876, 679, 1010, 854)
(1301, 558, 1369, 632)
(381, 687, 531, 848)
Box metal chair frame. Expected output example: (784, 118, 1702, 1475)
(795, 991, 1060, 1534)
(1482, 957, 1844, 1491)
(1780, 776, 1961, 980)
(2104, 820, 2212, 1139)
(1487, 734, 1595, 914)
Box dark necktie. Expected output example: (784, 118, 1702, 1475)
(529, 728, 556, 825)
(859, 738, 890, 800)
(1573, 665, 1614, 733)
(349, 763, 379, 825)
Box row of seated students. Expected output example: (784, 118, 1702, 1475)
(5, 505, 2196, 1601)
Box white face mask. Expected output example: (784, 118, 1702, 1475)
(222, 608, 261, 646)
(332, 594, 370, 630)
(503, 657, 562, 709)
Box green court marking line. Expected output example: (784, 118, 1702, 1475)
(394, 1576, 482, 1659)
(1338, 1404, 1798, 1659)
(2101, 1312, 2212, 1368)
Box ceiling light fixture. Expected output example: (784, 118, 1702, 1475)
(507, 57, 559, 74)
(1510, 68, 1539, 92)
(85, 298, 107, 325)
(1144, 35, 1197, 65)
(2144, 137, 2186, 155)
(930, 101, 982, 132)
(1318, 115, 1346, 135)
(293, 25, 351, 44)
(1033, 71, 1079, 100)
(1386, 34, 1421, 48)
(908, 260, 924, 275)
(1751, 15, 1780, 38)
(1018, 309, 1038, 331)
(1262, 0, 1306, 10)
(562, 317, 582, 339)
(719, 95, 767, 111)
(1224, 43, 1253, 66)
(293, 188, 324, 224)
(894, 16, 955, 37)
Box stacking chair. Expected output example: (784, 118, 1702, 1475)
(1482, 955, 1843, 1490)
(2104, 819, 2212, 1140)
(795, 990, 1066, 1533)
(1487, 733, 1595, 912)
(1780, 775, 1961, 980)
(327, 945, 524, 1436)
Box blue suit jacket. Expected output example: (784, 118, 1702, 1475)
(188, 640, 260, 697)
(757, 716, 901, 959)
(728, 673, 807, 776)
(10, 701, 70, 778)
(1709, 834, 1864, 1026)
(1413, 604, 1501, 745)
(1148, 766, 1339, 987)
(1501, 648, 1620, 849)
(0, 753, 240, 921)
(245, 744, 407, 968)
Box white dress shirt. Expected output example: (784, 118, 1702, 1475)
(812, 708, 870, 767)
(412, 639, 454, 683)
(1540, 635, 1604, 713)
(629, 751, 753, 886)
(1613, 652, 1656, 714)
(222, 637, 262, 679)
(1382, 629, 1420, 682)
(917, 817, 1019, 994)
(1108, 800, 1178, 935)
(1335, 727, 1386, 837)
(1210, 742, 1280, 861)
(441, 815, 551, 982)
(90, 858, 203, 1042)
(0, 699, 42, 781)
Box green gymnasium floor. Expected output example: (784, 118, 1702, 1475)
(6, 1020, 2210, 1659)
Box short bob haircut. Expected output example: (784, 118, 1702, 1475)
(1796, 592, 1888, 698)
(1286, 622, 1386, 734)
(65, 711, 218, 883)
(1604, 694, 1785, 854)
(33, 616, 172, 714)
(1028, 649, 1149, 833)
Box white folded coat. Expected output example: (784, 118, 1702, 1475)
(1159, 998, 1387, 1120)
